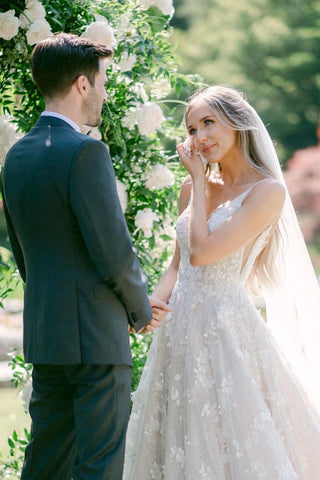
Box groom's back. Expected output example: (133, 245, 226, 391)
(3, 119, 86, 262)
(2, 118, 134, 365)
(2, 120, 92, 286)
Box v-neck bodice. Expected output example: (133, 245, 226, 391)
(176, 187, 271, 291)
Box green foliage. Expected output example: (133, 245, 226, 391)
(130, 333, 153, 392)
(0, 428, 29, 480)
(0, 249, 22, 309)
(0, 248, 24, 475)
(0, 349, 31, 479)
(8, 348, 32, 390)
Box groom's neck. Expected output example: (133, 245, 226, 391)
(44, 92, 82, 129)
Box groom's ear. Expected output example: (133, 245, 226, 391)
(75, 74, 91, 98)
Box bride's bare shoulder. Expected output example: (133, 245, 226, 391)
(250, 178, 286, 202)
(246, 178, 286, 215)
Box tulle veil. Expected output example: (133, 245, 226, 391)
(251, 110, 320, 415)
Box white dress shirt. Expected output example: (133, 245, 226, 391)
(41, 111, 81, 133)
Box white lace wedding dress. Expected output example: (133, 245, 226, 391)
(124, 187, 320, 480)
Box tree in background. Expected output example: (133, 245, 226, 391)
(172, 0, 320, 165)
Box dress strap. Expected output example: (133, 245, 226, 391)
(238, 177, 274, 205)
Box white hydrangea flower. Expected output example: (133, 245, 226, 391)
(150, 76, 172, 99)
(138, 0, 152, 10)
(122, 108, 139, 130)
(130, 83, 149, 103)
(81, 21, 116, 49)
(26, 0, 43, 7)
(116, 179, 128, 213)
(15, 41, 26, 54)
(117, 12, 136, 36)
(137, 102, 165, 136)
(152, 217, 176, 263)
(138, 0, 174, 17)
(157, 0, 174, 17)
(145, 164, 174, 190)
(118, 51, 137, 72)
(19, 378, 32, 412)
(20, 1, 46, 29)
(0, 10, 21, 41)
(26, 18, 52, 45)
(122, 102, 165, 135)
(94, 14, 109, 23)
(135, 208, 159, 238)
(0, 116, 22, 165)
(161, 217, 176, 240)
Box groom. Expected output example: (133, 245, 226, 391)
(2, 33, 168, 479)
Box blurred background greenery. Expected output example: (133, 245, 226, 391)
(0, 389, 30, 457)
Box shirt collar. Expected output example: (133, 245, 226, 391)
(41, 111, 81, 133)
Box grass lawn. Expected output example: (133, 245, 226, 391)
(0, 388, 30, 459)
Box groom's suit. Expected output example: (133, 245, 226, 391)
(2, 115, 152, 479)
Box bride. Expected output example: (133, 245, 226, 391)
(124, 85, 320, 479)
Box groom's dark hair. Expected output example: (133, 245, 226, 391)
(30, 33, 113, 100)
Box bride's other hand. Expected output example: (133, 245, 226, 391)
(144, 297, 172, 332)
(131, 297, 172, 334)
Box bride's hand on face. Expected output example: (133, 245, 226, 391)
(176, 141, 204, 179)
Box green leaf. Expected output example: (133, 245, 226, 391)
(8, 437, 15, 448)
(144, 6, 169, 34)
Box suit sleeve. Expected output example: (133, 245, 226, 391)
(70, 139, 152, 331)
(1, 176, 26, 282)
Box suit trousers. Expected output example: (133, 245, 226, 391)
(21, 363, 132, 480)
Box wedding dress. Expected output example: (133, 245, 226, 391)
(124, 186, 320, 480)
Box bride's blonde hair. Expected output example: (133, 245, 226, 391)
(185, 85, 284, 291)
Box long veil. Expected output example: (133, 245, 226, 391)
(252, 110, 320, 415)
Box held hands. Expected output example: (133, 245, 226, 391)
(128, 297, 172, 334)
(176, 138, 205, 179)
(141, 297, 172, 333)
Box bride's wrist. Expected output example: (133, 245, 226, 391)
(191, 173, 205, 189)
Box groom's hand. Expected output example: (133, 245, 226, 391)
(135, 297, 172, 334)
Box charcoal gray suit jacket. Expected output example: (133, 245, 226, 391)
(2, 116, 152, 365)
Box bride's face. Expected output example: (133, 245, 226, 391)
(186, 102, 239, 164)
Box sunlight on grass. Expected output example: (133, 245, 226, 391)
(0, 388, 30, 458)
